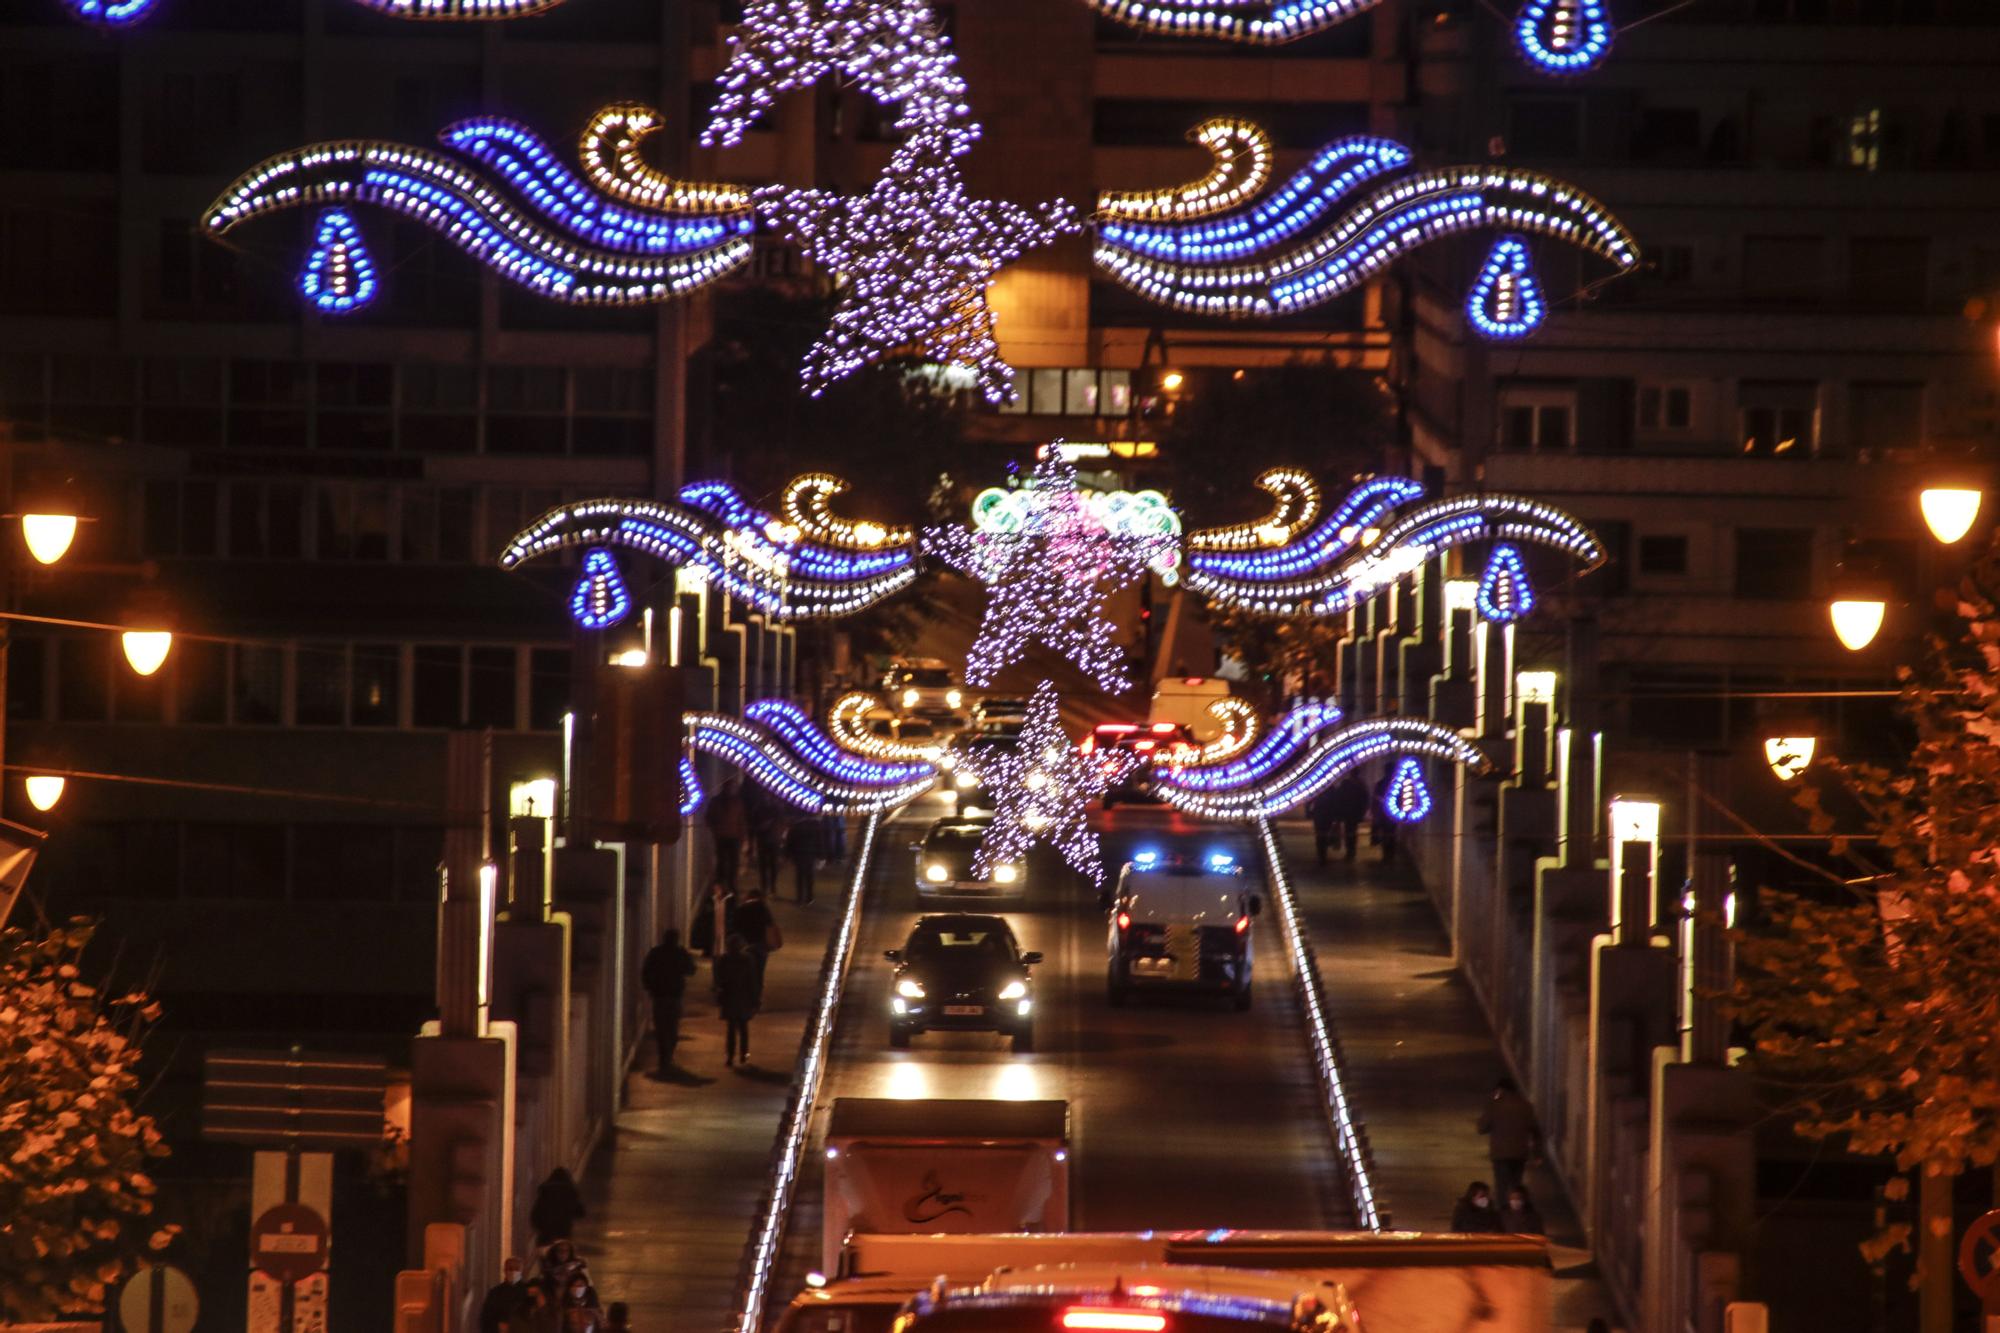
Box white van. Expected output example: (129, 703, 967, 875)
(1149, 677, 1233, 742)
(1104, 854, 1262, 1009)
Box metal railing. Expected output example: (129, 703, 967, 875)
(729, 811, 881, 1333)
(1254, 816, 1388, 1230)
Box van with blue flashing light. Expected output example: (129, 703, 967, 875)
(1103, 850, 1261, 1010)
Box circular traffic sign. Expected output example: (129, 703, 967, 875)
(1960, 1208, 2000, 1303)
(117, 1264, 199, 1333)
(250, 1202, 329, 1284)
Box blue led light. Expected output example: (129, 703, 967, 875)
(1467, 235, 1547, 340)
(299, 210, 378, 314)
(686, 709, 938, 816)
(1383, 757, 1433, 823)
(1133, 849, 1160, 867)
(569, 547, 632, 630)
(1515, 0, 1615, 74)
(742, 700, 936, 785)
(1189, 477, 1424, 581)
(1477, 544, 1537, 623)
(679, 756, 704, 817)
(61, 0, 156, 24)
(1207, 851, 1237, 871)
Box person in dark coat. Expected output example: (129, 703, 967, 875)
(1450, 1181, 1503, 1233)
(785, 814, 825, 904)
(1477, 1075, 1541, 1203)
(640, 927, 696, 1074)
(1500, 1184, 1545, 1235)
(558, 1271, 602, 1333)
(1325, 773, 1370, 862)
(480, 1257, 533, 1333)
(749, 786, 785, 898)
(714, 933, 760, 1066)
(529, 1171, 586, 1246)
(730, 888, 778, 999)
(1371, 770, 1400, 861)
(707, 778, 748, 891)
(537, 1238, 585, 1290)
(603, 1303, 632, 1333)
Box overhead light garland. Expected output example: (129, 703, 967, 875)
(783, 475, 914, 550)
(59, 0, 155, 26)
(579, 104, 756, 215)
(348, 0, 568, 14)
(827, 692, 947, 762)
(961, 681, 1138, 890)
(501, 475, 918, 621)
(1186, 466, 1326, 553)
(924, 452, 1177, 693)
(1080, 0, 1385, 45)
(1381, 757, 1434, 823)
(685, 704, 938, 814)
(1465, 235, 1547, 340)
(1093, 124, 1637, 325)
(757, 130, 1081, 402)
(703, 0, 976, 151)
(1196, 696, 1263, 764)
(205, 112, 754, 309)
(1098, 119, 1274, 223)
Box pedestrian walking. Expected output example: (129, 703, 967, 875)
(731, 887, 780, 997)
(1326, 772, 1369, 861)
(529, 1170, 586, 1246)
(1500, 1184, 1545, 1235)
(715, 933, 760, 1066)
(1308, 786, 1340, 867)
(480, 1257, 533, 1333)
(707, 778, 748, 891)
(750, 788, 785, 899)
(691, 879, 732, 959)
(640, 927, 696, 1075)
(558, 1272, 602, 1333)
(1450, 1181, 1503, 1233)
(537, 1239, 586, 1291)
(785, 814, 824, 904)
(1476, 1075, 1541, 1203)
(604, 1303, 632, 1333)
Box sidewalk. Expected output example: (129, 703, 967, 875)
(1274, 822, 1621, 1332)
(567, 858, 848, 1331)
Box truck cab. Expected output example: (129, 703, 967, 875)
(1105, 853, 1261, 1010)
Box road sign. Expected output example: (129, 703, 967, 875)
(202, 1048, 386, 1152)
(1961, 1208, 2000, 1317)
(250, 1202, 330, 1285)
(117, 1264, 198, 1333)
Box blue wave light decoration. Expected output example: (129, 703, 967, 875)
(60, 0, 156, 24)
(685, 708, 938, 815)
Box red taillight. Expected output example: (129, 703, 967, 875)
(1080, 736, 1096, 754)
(1063, 1311, 1166, 1333)
(1116, 911, 1131, 931)
(1234, 915, 1250, 934)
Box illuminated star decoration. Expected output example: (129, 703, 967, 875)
(923, 452, 1176, 693)
(757, 131, 1081, 402)
(703, 0, 975, 151)
(965, 681, 1138, 890)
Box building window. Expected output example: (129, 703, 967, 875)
(1741, 236, 1823, 305)
(1850, 381, 1925, 454)
(413, 646, 464, 728)
(294, 644, 346, 727)
(1738, 382, 1818, 456)
(1637, 384, 1693, 432)
(351, 645, 402, 727)
(1847, 237, 1929, 311)
(1498, 386, 1577, 451)
(1637, 534, 1690, 576)
(995, 368, 1135, 416)
(1733, 529, 1814, 600)
(233, 644, 285, 726)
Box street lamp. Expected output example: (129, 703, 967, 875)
(19, 513, 78, 566)
(119, 587, 176, 677)
(1607, 795, 1662, 940)
(1762, 735, 1817, 781)
(1918, 486, 1982, 545)
(23, 775, 64, 812)
(1827, 551, 1889, 653)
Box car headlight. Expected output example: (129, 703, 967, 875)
(993, 864, 1019, 884)
(896, 978, 926, 999)
(998, 980, 1028, 1001)
(924, 863, 949, 883)
(955, 772, 977, 790)
(902, 688, 920, 708)
(946, 689, 963, 709)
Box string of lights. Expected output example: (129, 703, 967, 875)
(756, 130, 1081, 402)
(1195, 696, 1264, 764)
(781, 475, 913, 551)
(1186, 466, 1325, 552)
(684, 711, 939, 814)
(962, 682, 1139, 890)
(1381, 756, 1434, 823)
(1153, 716, 1488, 820)
(576, 104, 755, 216)
(826, 693, 946, 762)
(1515, 0, 1616, 72)
(56, 0, 155, 23)
(348, 0, 567, 14)
(741, 700, 938, 786)
(1081, 0, 1384, 45)
(679, 756, 705, 817)
(1475, 543, 1538, 622)
(1098, 119, 1275, 223)
(569, 548, 632, 630)
(298, 210, 378, 314)
(1187, 475, 1425, 581)
(501, 479, 919, 623)
(1466, 235, 1549, 339)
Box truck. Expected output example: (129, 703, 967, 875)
(821, 1098, 1070, 1274)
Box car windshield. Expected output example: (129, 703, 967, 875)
(898, 668, 954, 688)
(926, 828, 986, 852)
(906, 922, 1014, 963)
(899, 720, 937, 738)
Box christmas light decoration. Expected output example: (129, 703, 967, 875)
(350, 0, 567, 16)
(206, 114, 754, 308)
(961, 681, 1138, 890)
(703, 0, 975, 151)
(972, 482, 1182, 580)
(783, 475, 913, 550)
(60, 0, 154, 26)
(1152, 710, 1487, 821)
(1184, 475, 1599, 618)
(1187, 467, 1327, 552)
(757, 131, 1081, 402)
(1196, 696, 1262, 764)
(680, 756, 705, 817)
(1094, 125, 1637, 325)
(569, 547, 632, 630)
(1080, 0, 1382, 45)
(1465, 235, 1546, 340)
(1099, 119, 1274, 223)
(502, 476, 919, 621)
(1475, 544, 1536, 622)
(684, 706, 938, 815)
(299, 210, 379, 314)
(1381, 757, 1433, 823)
(924, 453, 1177, 692)
(827, 692, 947, 761)
(1514, 0, 1615, 73)
(580, 104, 755, 215)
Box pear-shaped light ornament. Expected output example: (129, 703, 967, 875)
(1476, 544, 1537, 623)
(1383, 757, 1433, 824)
(570, 547, 633, 629)
(300, 209, 380, 314)
(1514, 0, 1615, 73)
(62, 0, 157, 25)
(1466, 236, 1547, 341)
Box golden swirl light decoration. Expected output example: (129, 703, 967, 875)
(782, 474, 914, 550)
(581, 104, 754, 215)
(1098, 118, 1274, 223)
(1188, 467, 1324, 551)
(828, 692, 945, 762)
(1196, 696, 1262, 763)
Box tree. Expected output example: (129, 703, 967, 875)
(1730, 535, 2000, 1273)
(0, 918, 175, 1321)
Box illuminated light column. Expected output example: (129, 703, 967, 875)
(1515, 670, 1558, 787)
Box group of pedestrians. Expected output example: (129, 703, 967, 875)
(1451, 1076, 1549, 1235)
(1306, 767, 1404, 866)
(479, 1171, 632, 1333)
(703, 776, 843, 907)
(642, 879, 788, 1074)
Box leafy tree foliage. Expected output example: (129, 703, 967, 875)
(0, 919, 174, 1320)
(1730, 539, 2000, 1264)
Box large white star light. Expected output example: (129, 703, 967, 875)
(757, 132, 1081, 402)
(704, 0, 975, 149)
(966, 681, 1138, 890)
(922, 452, 1176, 692)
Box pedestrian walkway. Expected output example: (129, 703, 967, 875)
(1274, 821, 1622, 1332)
(567, 859, 850, 1331)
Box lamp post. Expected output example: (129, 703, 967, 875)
(1827, 547, 1890, 653)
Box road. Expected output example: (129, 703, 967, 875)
(772, 790, 1351, 1296)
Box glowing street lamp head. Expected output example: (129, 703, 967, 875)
(20, 513, 78, 565)
(24, 774, 64, 812)
(1763, 736, 1817, 781)
(1919, 486, 1982, 545)
(1159, 368, 1185, 393)
(121, 631, 173, 677)
(1828, 598, 1886, 652)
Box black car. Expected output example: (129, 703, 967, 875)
(884, 914, 1041, 1052)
